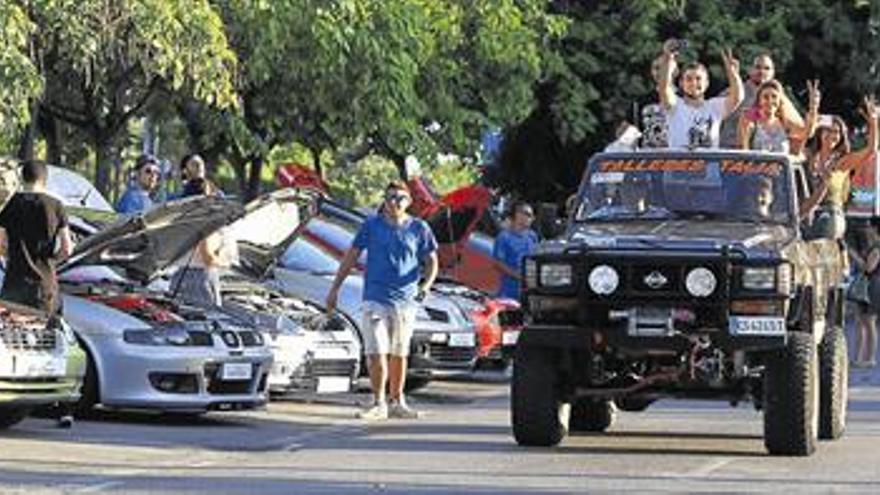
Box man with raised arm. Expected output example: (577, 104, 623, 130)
(658, 41, 743, 149)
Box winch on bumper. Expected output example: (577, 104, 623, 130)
(521, 251, 791, 353)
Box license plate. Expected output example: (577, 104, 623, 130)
(448, 332, 475, 347)
(220, 363, 253, 381)
(10, 355, 66, 378)
(316, 376, 351, 393)
(729, 317, 786, 336)
(502, 330, 520, 346)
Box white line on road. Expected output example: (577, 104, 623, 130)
(679, 457, 735, 478)
(71, 480, 125, 493)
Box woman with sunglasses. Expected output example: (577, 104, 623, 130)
(800, 96, 879, 239)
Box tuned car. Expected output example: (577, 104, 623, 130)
(0, 301, 86, 429)
(56, 197, 274, 415)
(512, 150, 848, 457)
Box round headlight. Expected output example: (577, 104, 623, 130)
(588, 265, 619, 295)
(686, 267, 717, 297)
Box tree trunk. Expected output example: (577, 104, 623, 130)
(40, 112, 62, 165)
(231, 157, 247, 197)
(246, 155, 264, 201)
(310, 147, 324, 180)
(93, 136, 114, 199)
(16, 100, 40, 161)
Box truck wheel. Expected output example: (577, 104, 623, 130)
(0, 407, 31, 429)
(511, 345, 567, 446)
(570, 398, 615, 432)
(819, 326, 848, 440)
(763, 332, 819, 456)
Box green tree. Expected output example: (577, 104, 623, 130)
(18, 0, 237, 194)
(498, 0, 879, 203)
(182, 0, 563, 201)
(0, 2, 41, 151)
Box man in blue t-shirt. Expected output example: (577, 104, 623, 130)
(116, 154, 160, 214)
(326, 180, 439, 421)
(493, 201, 539, 299)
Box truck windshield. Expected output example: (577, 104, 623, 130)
(574, 157, 792, 224)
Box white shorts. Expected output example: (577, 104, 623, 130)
(361, 301, 417, 357)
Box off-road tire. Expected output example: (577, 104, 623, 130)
(570, 398, 615, 432)
(763, 332, 819, 456)
(819, 326, 848, 440)
(0, 407, 30, 429)
(512, 345, 567, 446)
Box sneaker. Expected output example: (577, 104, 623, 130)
(388, 400, 421, 419)
(357, 402, 388, 421)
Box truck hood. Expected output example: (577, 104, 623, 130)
(563, 221, 796, 255)
(60, 197, 245, 283)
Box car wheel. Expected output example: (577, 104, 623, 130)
(615, 395, 655, 412)
(73, 348, 99, 419)
(763, 332, 819, 456)
(570, 398, 615, 432)
(404, 376, 431, 392)
(0, 407, 31, 430)
(511, 345, 567, 446)
(819, 326, 848, 440)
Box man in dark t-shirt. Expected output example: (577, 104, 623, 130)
(0, 160, 73, 314)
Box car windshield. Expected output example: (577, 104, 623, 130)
(278, 238, 341, 275)
(574, 156, 793, 224)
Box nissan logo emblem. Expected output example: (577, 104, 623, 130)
(644, 271, 668, 289)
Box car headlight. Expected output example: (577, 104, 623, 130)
(123, 328, 191, 346)
(525, 259, 537, 289)
(540, 264, 573, 287)
(742, 267, 776, 291)
(685, 267, 717, 297)
(588, 265, 619, 295)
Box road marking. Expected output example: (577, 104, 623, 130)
(72, 480, 124, 493)
(682, 457, 735, 477)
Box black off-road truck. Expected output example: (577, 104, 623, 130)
(511, 150, 849, 456)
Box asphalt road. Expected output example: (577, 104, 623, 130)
(1, 369, 880, 495)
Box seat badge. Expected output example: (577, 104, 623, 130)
(644, 271, 668, 289)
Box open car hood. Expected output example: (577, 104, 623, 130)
(60, 196, 246, 283)
(227, 188, 320, 279)
(407, 177, 491, 245)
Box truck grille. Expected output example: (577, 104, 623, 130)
(589, 259, 728, 301)
(0, 327, 57, 351)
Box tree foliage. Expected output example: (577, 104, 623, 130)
(497, 0, 880, 203)
(17, 0, 238, 193)
(0, 2, 41, 145)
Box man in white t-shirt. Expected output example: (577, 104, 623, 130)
(657, 42, 743, 148)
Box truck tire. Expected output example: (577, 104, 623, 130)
(763, 332, 819, 456)
(0, 407, 30, 430)
(570, 398, 615, 432)
(511, 345, 567, 446)
(819, 326, 847, 440)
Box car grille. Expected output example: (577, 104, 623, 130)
(0, 327, 57, 351)
(428, 344, 476, 363)
(307, 359, 357, 377)
(204, 363, 259, 395)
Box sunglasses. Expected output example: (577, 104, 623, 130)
(385, 193, 410, 203)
